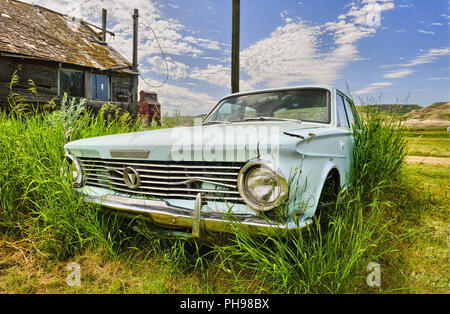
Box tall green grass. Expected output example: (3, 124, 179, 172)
(352, 106, 407, 196)
(206, 107, 407, 293)
(0, 81, 407, 292)
(0, 102, 141, 257)
(0, 76, 196, 262)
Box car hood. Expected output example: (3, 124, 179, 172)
(64, 121, 329, 162)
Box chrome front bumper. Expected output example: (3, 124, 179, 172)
(83, 194, 311, 238)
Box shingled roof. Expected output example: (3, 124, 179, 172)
(0, 0, 133, 73)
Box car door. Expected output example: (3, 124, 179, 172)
(343, 96, 359, 130)
(343, 95, 361, 168)
(336, 92, 353, 179)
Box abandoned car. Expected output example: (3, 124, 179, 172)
(64, 85, 361, 238)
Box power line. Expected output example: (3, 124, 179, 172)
(139, 21, 170, 88)
(112, 35, 127, 58)
(65, 0, 92, 15)
(71, 6, 170, 89)
(111, 24, 169, 89)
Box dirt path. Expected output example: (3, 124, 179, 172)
(406, 156, 450, 166)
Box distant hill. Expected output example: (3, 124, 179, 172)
(375, 104, 421, 115)
(404, 102, 450, 129)
(358, 104, 421, 115)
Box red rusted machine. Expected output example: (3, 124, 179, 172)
(138, 90, 161, 125)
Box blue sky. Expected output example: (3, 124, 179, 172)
(29, 0, 450, 114)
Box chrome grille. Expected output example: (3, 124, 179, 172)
(78, 157, 245, 202)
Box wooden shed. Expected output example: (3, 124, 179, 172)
(0, 0, 138, 112)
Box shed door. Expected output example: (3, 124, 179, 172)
(92, 74, 109, 101)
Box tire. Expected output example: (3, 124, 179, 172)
(314, 170, 340, 231)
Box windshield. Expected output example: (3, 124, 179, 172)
(203, 88, 330, 124)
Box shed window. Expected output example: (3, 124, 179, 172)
(92, 74, 109, 101)
(59, 69, 84, 97)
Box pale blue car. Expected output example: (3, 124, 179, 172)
(64, 85, 360, 238)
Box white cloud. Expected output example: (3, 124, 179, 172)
(27, 0, 224, 62)
(354, 82, 392, 95)
(144, 80, 217, 114)
(25, 0, 406, 114)
(383, 68, 414, 78)
(377, 47, 450, 82)
(183, 36, 221, 51)
(185, 0, 395, 92)
(345, 0, 394, 27)
(431, 22, 444, 26)
(280, 9, 294, 23)
(202, 56, 223, 61)
(147, 56, 188, 80)
(189, 64, 230, 88)
(237, 0, 394, 87)
(418, 29, 435, 35)
(424, 77, 450, 81)
(26, 0, 230, 114)
(280, 9, 292, 19)
(158, 86, 217, 114)
(188, 64, 254, 92)
(239, 21, 329, 87)
(380, 47, 450, 70)
(325, 19, 376, 45)
(402, 47, 450, 67)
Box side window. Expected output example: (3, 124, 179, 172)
(336, 94, 349, 128)
(59, 69, 84, 97)
(350, 99, 362, 129)
(244, 106, 257, 119)
(343, 97, 355, 127)
(214, 102, 243, 121)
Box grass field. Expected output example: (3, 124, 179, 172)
(405, 129, 450, 158)
(407, 138, 449, 158)
(0, 95, 448, 294)
(1, 162, 447, 293)
(379, 163, 449, 292)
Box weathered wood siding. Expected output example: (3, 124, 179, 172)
(0, 57, 58, 106)
(111, 74, 133, 102)
(0, 56, 136, 110)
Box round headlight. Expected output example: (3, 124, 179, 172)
(237, 161, 288, 211)
(65, 154, 83, 188)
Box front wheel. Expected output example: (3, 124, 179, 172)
(314, 171, 340, 231)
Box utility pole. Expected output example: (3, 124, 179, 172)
(132, 9, 139, 115)
(231, 0, 240, 94)
(101, 8, 107, 43)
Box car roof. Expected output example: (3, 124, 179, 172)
(221, 85, 336, 100)
(204, 85, 339, 124)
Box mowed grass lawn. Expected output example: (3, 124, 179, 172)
(405, 129, 450, 158)
(382, 163, 449, 293)
(0, 163, 448, 293)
